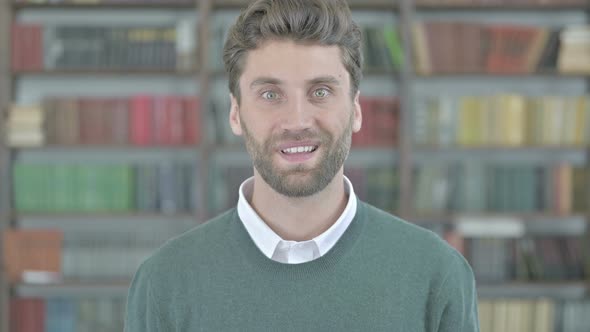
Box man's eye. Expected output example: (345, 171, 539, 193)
(313, 88, 330, 98)
(262, 91, 279, 100)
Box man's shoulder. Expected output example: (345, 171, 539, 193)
(360, 201, 466, 266)
(141, 209, 237, 269)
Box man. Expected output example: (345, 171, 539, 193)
(125, 0, 480, 331)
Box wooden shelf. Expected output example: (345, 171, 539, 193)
(210, 147, 399, 167)
(414, 147, 587, 165)
(415, 3, 590, 11)
(12, 69, 198, 77)
(13, 145, 198, 152)
(212, 0, 399, 10)
(14, 146, 199, 163)
(12, 2, 196, 10)
(456, 215, 587, 237)
(16, 212, 195, 220)
(13, 281, 131, 298)
(210, 146, 587, 167)
(410, 214, 588, 237)
(415, 72, 590, 78)
(478, 282, 589, 300)
(16, 213, 198, 231)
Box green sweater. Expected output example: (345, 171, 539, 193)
(125, 201, 479, 331)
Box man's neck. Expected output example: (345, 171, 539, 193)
(250, 171, 348, 242)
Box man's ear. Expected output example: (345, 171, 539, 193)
(229, 93, 243, 136)
(352, 90, 362, 133)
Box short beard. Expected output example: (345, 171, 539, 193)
(240, 113, 353, 198)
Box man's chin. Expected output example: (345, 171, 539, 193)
(265, 173, 324, 197)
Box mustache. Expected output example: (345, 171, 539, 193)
(273, 130, 321, 141)
(266, 129, 331, 148)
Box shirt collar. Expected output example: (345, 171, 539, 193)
(237, 176, 358, 259)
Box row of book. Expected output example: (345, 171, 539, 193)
(479, 299, 590, 332)
(12, 22, 196, 71)
(7, 96, 200, 147)
(13, 0, 192, 3)
(210, 162, 588, 216)
(418, 0, 588, 5)
(413, 22, 589, 74)
(17, 20, 588, 75)
(414, 95, 590, 147)
(10, 297, 125, 332)
(414, 163, 587, 214)
(13, 162, 197, 213)
(208, 94, 400, 147)
(3, 225, 193, 283)
(465, 237, 590, 283)
(209, 165, 400, 215)
(60, 230, 180, 280)
(12, 0, 589, 5)
(8, 297, 590, 332)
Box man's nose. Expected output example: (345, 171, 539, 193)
(279, 96, 313, 132)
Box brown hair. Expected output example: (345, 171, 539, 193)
(223, 0, 363, 103)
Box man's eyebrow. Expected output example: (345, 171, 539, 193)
(306, 76, 341, 86)
(249, 77, 283, 89)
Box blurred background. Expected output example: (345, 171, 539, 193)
(0, 0, 589, 331)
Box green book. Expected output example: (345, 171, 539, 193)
(383, 26, 404, 69)
(52, 165, 76, 212)
(13, 163, 34, 212)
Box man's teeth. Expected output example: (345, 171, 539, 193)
(282, 146, 317, 154)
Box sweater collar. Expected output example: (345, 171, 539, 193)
(237, 176, 358, 260)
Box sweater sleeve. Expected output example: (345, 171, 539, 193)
(432, 255, 480, 332)
(125, 263, 171, 332)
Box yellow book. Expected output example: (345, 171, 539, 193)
(505, 300, 523, 332)
(493, 300, 508, 332)
(574, 96, 587, 146)
(533, 299, 555, 332)
(488, 96, 501, 146)
(525, 98, 538, 146)
(475, 97, 497, 146)
(412, 23, 432, 75)
(518, 300, 534, 332)
(500, 94, 526, 147)
(458, 97, 476, 146)
(478, 300, 493, 332)
(542, 96, 564, 146)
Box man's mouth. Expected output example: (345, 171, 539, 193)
(280, 145, 319, 154)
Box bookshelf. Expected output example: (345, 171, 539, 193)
(0, 0, 590, 331)
(409, 2, 590, 330)
(0, 0, 13, 331)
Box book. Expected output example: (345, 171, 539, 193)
(2, 229, 63, 283)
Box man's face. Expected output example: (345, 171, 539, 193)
(229, 40, 362, 197)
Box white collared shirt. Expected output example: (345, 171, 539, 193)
(237, 176, 358, 264)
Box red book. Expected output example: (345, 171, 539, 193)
(485, 25, 545, 74)
(11, 298, 45, 332)
(153, 96, 167, 145)
(372, 97, 399, 146)
(11, 23, 22, 71)
(183, 96, 201, 145)
(22, 25, 32, 71)
(79, 98, 105, 145)
(130, 95, 154, 145)
(108, 98, 129, 145)
(424, 22, 456, 73)
(165, 96, 185, 145)
(31, 24, 43, 71)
